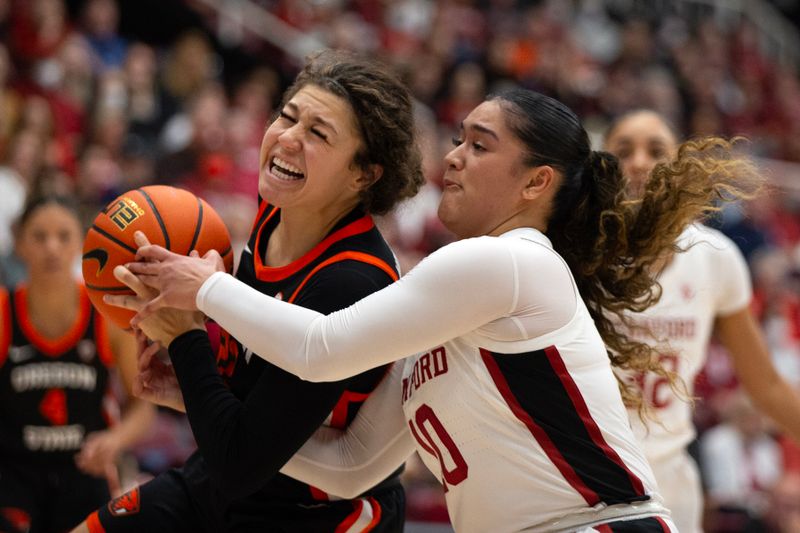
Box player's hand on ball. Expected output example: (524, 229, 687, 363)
(104, 265, 205, 346)
(126, 231, 226, 318)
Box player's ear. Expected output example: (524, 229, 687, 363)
(353, 164, 383, 191)
(521, 165, 555, 200)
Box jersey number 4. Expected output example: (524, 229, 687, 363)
(408, 403, 468, 491)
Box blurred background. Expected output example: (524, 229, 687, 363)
(1, 0, 800, 531)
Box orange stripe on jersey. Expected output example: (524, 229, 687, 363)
(0, 287, 10, 366)
(334, 497, 382, 533)
(86, 511, 106, 533)
(329, 390, 370, 429)
(334, 499, 363, 533)
(254, 212, 377, 282)
(250, 199, 273, 234)
(15, 283, 92, 356)
(93, 314, 115, 368)
(362, 497, 382, 532)
(287, 251, 398, 304)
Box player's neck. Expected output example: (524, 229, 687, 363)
(266, 204, 355, 266)
(25, 278, 80, 339)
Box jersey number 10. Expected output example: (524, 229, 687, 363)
(408, 403, 469, 491)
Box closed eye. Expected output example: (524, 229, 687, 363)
(279, 111, 296, 123)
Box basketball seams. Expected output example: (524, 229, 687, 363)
(188, 197, 204, 254)
(138, 187, 171, 250)
(83, 185, 233, 329)
(87, 226, 137, 255)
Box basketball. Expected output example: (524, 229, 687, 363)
(82, 185, 234, 330)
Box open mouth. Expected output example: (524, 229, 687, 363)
(270, 156, 305, 181)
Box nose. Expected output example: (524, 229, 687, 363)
(444, 145, 463, 171)
(42, 235, 61, 256)
(628, 149, 654, 178)
(277, 123, 303, 151)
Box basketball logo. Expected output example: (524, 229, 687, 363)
(106, 197, 144, 231)
(82, 185, 234, 330)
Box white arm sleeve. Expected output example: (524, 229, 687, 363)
(279, 363, 415, 498)
(197, 237, 518, 381)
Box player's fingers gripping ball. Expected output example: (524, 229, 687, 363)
(82, 185, 234, 329)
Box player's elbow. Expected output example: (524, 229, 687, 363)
(293, 359, 349, 383)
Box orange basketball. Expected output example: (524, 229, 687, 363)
(82, 185, 234, 330)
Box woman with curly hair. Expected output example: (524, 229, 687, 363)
(74, 49, 424, 533)
(603, 109, 800, 533)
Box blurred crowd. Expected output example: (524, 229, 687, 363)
(1, 0, 800, 530)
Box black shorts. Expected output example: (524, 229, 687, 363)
(89, 465, 223, 533)
(597, 515, 673, 532)
(0, 458, 110, 533)
(225, 483, 406, 533)
(90, 464, 405, 533)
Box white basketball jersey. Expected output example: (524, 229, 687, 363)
(399, 232, 663, 532)
(201, 228, 671, 531)
(627, 224, 751, 462)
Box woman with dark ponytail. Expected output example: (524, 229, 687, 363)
(111, 89, 759, 530)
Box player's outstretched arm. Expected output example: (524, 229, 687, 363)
(280, 363, 415, 498)
(197, 237, 518, 381)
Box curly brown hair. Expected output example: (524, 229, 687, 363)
(566, 138, 761, 414)
(283, 49, 424, 215)
(493, 90, 763, 414)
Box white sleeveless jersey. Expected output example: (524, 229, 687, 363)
(199, 228, 668, 531)
(627, 224, 751, 462)
(400, 313, 664, 531)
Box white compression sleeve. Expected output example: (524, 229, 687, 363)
(279, 363, 414, 498)
(196, 237, 518, 381)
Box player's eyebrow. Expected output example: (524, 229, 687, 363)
(285, 102, 339, 136)
(461, 121, 499, 142)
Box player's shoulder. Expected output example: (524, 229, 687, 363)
(422, 230, 564, 280)
(680, 223, 741, 257)
(436, 228, 555, 257)
(295, 258, 395, 315)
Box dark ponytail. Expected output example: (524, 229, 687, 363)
(493, 89, 763, 413)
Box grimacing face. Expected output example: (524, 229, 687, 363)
(257, 84, 366, 217)
(604, 111, 678, 195)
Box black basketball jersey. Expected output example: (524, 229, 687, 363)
(0, 284, 114, 462)
(216, 200, 400, 501)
